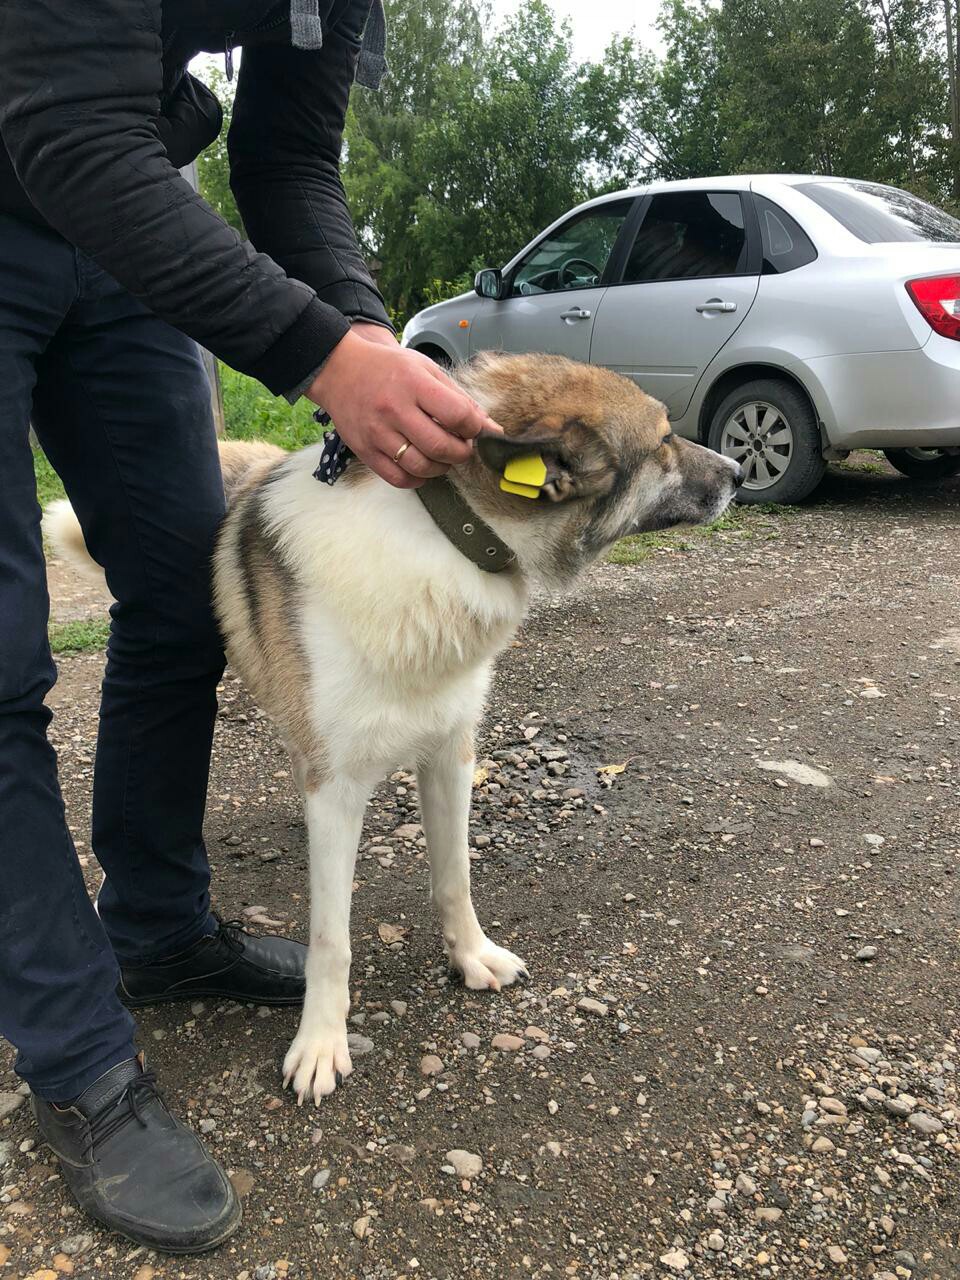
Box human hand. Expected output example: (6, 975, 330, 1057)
(307, 330, 501, 488)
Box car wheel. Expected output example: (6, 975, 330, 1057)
(882, 447, 960, 482)
(708, 379, 826, 505)
(415, 345, 453, 371)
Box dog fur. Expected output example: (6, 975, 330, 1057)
(45, 353, 740, 1104)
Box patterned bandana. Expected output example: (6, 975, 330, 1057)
(311, 411, 354, 486)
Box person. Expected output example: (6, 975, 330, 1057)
(0, 0, 497, 1255)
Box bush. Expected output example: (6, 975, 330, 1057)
(219, 363, 319, 450)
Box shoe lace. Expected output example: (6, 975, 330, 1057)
(82, 1070, 163, 1162)
(213, 912, 253, 954)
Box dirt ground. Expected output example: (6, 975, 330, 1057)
(1, 456, 959, 1280)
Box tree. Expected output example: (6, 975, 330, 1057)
(406, 1, 595, 285)
(195, 64, 243, 233)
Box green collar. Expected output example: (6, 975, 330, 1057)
(415, 477, 516, 573)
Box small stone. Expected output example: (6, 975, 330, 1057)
(856, 946, 878, 961)
(524, 1025, 549, 1042)
(198, 1118, 216, 1134)
(312, 1168, 331, 1190)
(390, 1000, 407, 1016)
(420, 1054, 444, 1076)
(884, 1097, 913, 1118)
(809, 837, 825, 848)
(461, 1032, 481, 1050)
(0, 1091, 25, 1120)
(707, 1231, 725, 1252)
(491, 1033, 524, 1052)
(706, 1196, 726, 1214)
(879, 1215, 895, 1236)
(755, 1207, 783, 1224)
(352, 1215, 371, 1240)
(855, 1046, 882, 1065)
(658, 1247, 689, 1272)
(820, 1098, 847, 1115)
(445, 1149, 482, 1179)
(52, 1257, 74, 1275)
(863, 833, 886, 847)
(229, 1169, 256, 1198)
(736, 1173, 757, 1196)
(576, 996, 609, 1016)
(811, 1136, 835, 1153)
(547, 1099, 559, 1115)
(827, 1246, 847, 1265)
(347, 1033, 374, 1056)
(0, 1140, 14, 1168)
(58, 1235, 94, 1257)
(393, 823, 422, 840)
(190, 1000, 205, 1016)
(908, 1111, 944, 1136)
(531, 1044, 551, 1060)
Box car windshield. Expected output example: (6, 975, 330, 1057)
(797, 180, 960, 244)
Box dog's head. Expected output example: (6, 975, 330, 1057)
(457, 353, 742, 582)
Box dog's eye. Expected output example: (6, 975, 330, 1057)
(660, 432, 674, 447)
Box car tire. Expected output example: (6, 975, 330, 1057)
(882, 448, 960, 482)
(708, 378, 826, 505)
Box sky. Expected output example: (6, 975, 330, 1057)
(488, 0, 664, 60)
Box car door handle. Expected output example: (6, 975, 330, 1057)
(560, 307, 591, 322)
(696, 299, 738, 313)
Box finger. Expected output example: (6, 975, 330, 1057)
(401, 411, 475, 466)
(415, 377, 493, 441)
(391, 441, 449, 480)
(367, 452, 424, 489)
(422, 361, 505, 435)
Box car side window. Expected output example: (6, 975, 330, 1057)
(623, 191, 749, 283)
(510, 201, 632, 297)
(755, 196, 818, 274)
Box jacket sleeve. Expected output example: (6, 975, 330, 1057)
(0, 0, 350, 395)
(228, 9, 394, 337)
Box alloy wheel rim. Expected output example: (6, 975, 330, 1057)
(720, 401, 794, 490)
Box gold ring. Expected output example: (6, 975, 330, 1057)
(392, 441, 411, 464)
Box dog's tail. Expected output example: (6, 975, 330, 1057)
(42, 499, 103, 582)
(42, 439, 288, 586)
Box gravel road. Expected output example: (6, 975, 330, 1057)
(2, 457, 958, 1280)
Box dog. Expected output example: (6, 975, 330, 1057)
(45, 352, 741, 1104)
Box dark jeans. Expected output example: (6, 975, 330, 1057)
(0, 215, 226, 1100)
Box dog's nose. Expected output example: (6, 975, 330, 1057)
(732, 462, 745, 486)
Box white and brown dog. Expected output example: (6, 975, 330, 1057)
(46, 352, 741, 1104)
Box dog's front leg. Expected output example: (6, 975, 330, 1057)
(283, 775, 367, 1104)
(418, 738, 529, 991)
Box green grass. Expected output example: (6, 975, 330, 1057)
(34, 449, 66, 506)
(48, 618, 110, 654)
(608, 502, 792, 566)
(219, 363, 317, 449)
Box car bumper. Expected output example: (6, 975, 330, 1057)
(802, 340, 960, 450)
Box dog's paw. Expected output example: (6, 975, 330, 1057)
(282, 1027, 353, 1104)
(449, 938, 529, 992)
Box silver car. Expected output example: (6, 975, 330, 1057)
(401, 174, 960, 503)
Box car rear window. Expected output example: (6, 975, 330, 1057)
(797, 180, 960, 243)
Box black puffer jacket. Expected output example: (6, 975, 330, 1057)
(0, 0, 391, 396)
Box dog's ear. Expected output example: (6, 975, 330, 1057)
(476, 424, 583, 503)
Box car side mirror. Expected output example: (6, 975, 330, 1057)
(475, 268, 504, 300)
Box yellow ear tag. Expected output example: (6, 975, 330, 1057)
(500, 453, 547, 499)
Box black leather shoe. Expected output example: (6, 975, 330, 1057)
(33, 1059, 241, 1253)
(118, 915, 306, 1007)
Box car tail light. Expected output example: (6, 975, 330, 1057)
(906, 274, 960, 340)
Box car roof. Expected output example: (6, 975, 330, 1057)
(582, 174, 844, 208)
